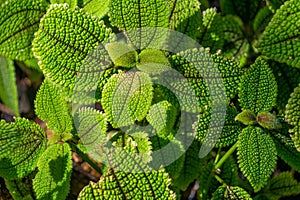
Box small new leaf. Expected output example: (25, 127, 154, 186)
(102, 71, 153, 127)
(237, 126, 277, 192)
(35, 80, 73, 134)
(235, 110, 257, 126)
(239, 57, 277, 114)
(33, 143, 72, 200)
(258, 0, 300, 67)
(257, 112, 282, 130)
(0, 118, 47, 179)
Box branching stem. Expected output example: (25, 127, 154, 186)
(214, 141, 238, 170)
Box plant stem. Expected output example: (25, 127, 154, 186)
(214, 147, 222, 165)
(214, 174, 226, 185)
(67, 141, 103, 175)
(215, 141, 238, 169)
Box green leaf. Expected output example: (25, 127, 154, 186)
(82, 0, 109, 18)
(198, 160, 215, 199)
(74, 107, 107, 162)
(263, 172, 300, 200)
(5, 172, 36, 200)
(219, 155, 239, 187)
(271, 61, 300, 110)
(0, 0, 49, 60)
(101, 70, 153, 128)
(235, 110, 257, 126)
(220, 0, 265, 23)
(212, 185, 252, 200)
(195, 106, 242, 148)
(199, 8, 224, 53)
(253, 6, 274, 33)
(221, 15, 249, 67)
(0, 118, 47, 179)
(256, 112, 282, 130)
(257, 0, 300, 67)
(239, 57, 277, 114)
(237, 126, 277, 192)
(78, 149, 175, 199)
(109, 0, 169, 30)
(0, 56, 19, 116)
(32, 4, 112, 95)
(50, 0, 77, 9)
(271, 126, 300, 172)
(168, 0, 202, 39)
(33, 143, 72, 200)
(173, 140, 203, 191)
(35, 80, 73, 134)
(285, 83, 300, 152)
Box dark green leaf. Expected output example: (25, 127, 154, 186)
(253, 6, 274, 33)
(212, 185, 252, 200)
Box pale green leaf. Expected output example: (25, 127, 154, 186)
(285, 83, 300, 152)
(0, 0, 49, 60)
(0, 56, 19, 116)
(101, 71, 153, 128)
(82, 0, 109, 18)
(235, 110, 257, 126)
(237, 126, 277, 192)
(0, 118, 47, 179)
(35, 80, 73, 134)
(32, 4, 112, 99)
(257, 0, 300, 67)
(239, 57, 277, 114)
(212, 185, 252, 200)
(33, 143, 72, 200)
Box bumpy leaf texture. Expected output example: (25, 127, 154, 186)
(0, 0, 49, 60)
(212, 185, 252, 200)
(0, 56, 19, 116)
(195, 106, 242, 148)
(32, 4, 112, 101)
(258, 0, 300, 68)
(239, 57, 277, 114)
(35, 80, 73, 134)
(0, 118, 46, 179)
(168, 0, 202, 39)
(78, 149, 175, 199)
(101, 71, 153, 128)
(285, 83, 300, 152)
(237, 126, 277, 192)
(33, 143, 72, 200)
(264, 171, 300, 200)
(220, 0, 265, 23)
(50, 0, 77, 10)
(221, 15, 249, 67)
(198, 8, 224, 53)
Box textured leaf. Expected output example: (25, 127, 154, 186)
(212, 185, 252, 200)
(32, 4, 112, 98)
(173, 140, 203, 191)
(0, 118, 47, 179)
(199, 8, 224, 53)
(239, 57, 277, 114)
(256, 112, 281, 130)
(109, 0, 169, 30)
(253, 6, 274, 33)
(195, 106, 242, 148)
(5, 172, 36, 200)
(221, 15, 249, 67)
(0, 0, 48, 60)
(237, 126, 277, 192)
(33, 143, 72, 200)
(50, 0, 77, 9)
(82, 0, 109, 18)
(235, 110, 257, 126)
(220, 0, 265, 23)
(35, 80, 73, 134)
(271, 127, 300, 172)
(285, 83, 300, 152)
(0, 56, 19, 116)
(257, 0, 300, 67)
(78, 149, 175, 199)
(101, 71, 153, 128)
(264, 172, 300, 200)
(168, 0, 202, 39)
(271, 61, 300, 110)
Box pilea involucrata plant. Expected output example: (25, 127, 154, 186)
(0, 0, 300, 199)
